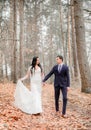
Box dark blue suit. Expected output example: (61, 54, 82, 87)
(43, 64, 70, 115)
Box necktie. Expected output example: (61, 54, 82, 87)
(58, 64, 61, 72)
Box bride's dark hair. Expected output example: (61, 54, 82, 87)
(31, 56, 42, 74)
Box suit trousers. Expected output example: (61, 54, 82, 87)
(54, 86, 67, 115)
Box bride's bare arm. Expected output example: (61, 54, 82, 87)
(41, 72, 44, 80)
(20, 67, 31, 81)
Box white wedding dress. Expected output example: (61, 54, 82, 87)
(14, 67, 42, 114)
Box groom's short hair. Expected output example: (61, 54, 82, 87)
(57, 55, 63, 61)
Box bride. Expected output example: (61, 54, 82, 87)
(14, 56, 43, 114)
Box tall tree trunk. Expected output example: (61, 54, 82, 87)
(74, 0, 91, 93)
(39, 3, 45, 74)
(9, 0, 14, 81)
(66, 0, 73, 80)
(33, 1, 38, 56)
(49, 34, 53, 83)
(60, 0, 66, 64)
(19, 0, 24, 78)
(0, 52, 3, 81)
(48, 7, 54, 83)
(5, 56, 8, 79)
(13, 0, 17, 83)
(0, 1, 4, 81)
(71, 0, 79, 80)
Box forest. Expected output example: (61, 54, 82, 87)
(0, 0, 91, 130)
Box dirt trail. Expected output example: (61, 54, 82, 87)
(0, 83, 91, 130)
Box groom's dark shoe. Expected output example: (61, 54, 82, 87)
(61, 114, 68, 118)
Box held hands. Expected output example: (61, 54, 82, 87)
(67, 87, 70, 91)
(42, 82, 46, 86)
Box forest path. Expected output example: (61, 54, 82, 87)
(0, 82, 91, 130)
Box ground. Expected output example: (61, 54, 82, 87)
(0, 82, 91, 130)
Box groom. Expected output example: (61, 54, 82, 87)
(43, 55, 70, 117)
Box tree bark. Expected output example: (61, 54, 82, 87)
(19, 0, 24, 78)
(74, 0, 91, 93)
(0, 52, 3, 81)
(13, 0, 17, 83)
(71, 0, 79, 80)
(60, 0, 66, 64)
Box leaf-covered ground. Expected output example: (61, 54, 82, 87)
(0, 82, 91, 130)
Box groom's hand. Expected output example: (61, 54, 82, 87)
(67, 87, 70, 91)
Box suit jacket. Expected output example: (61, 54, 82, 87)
(43, 64, 70, 88)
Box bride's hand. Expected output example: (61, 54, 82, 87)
(19, 79, 22, 82)
(43, 82, 46, 86)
